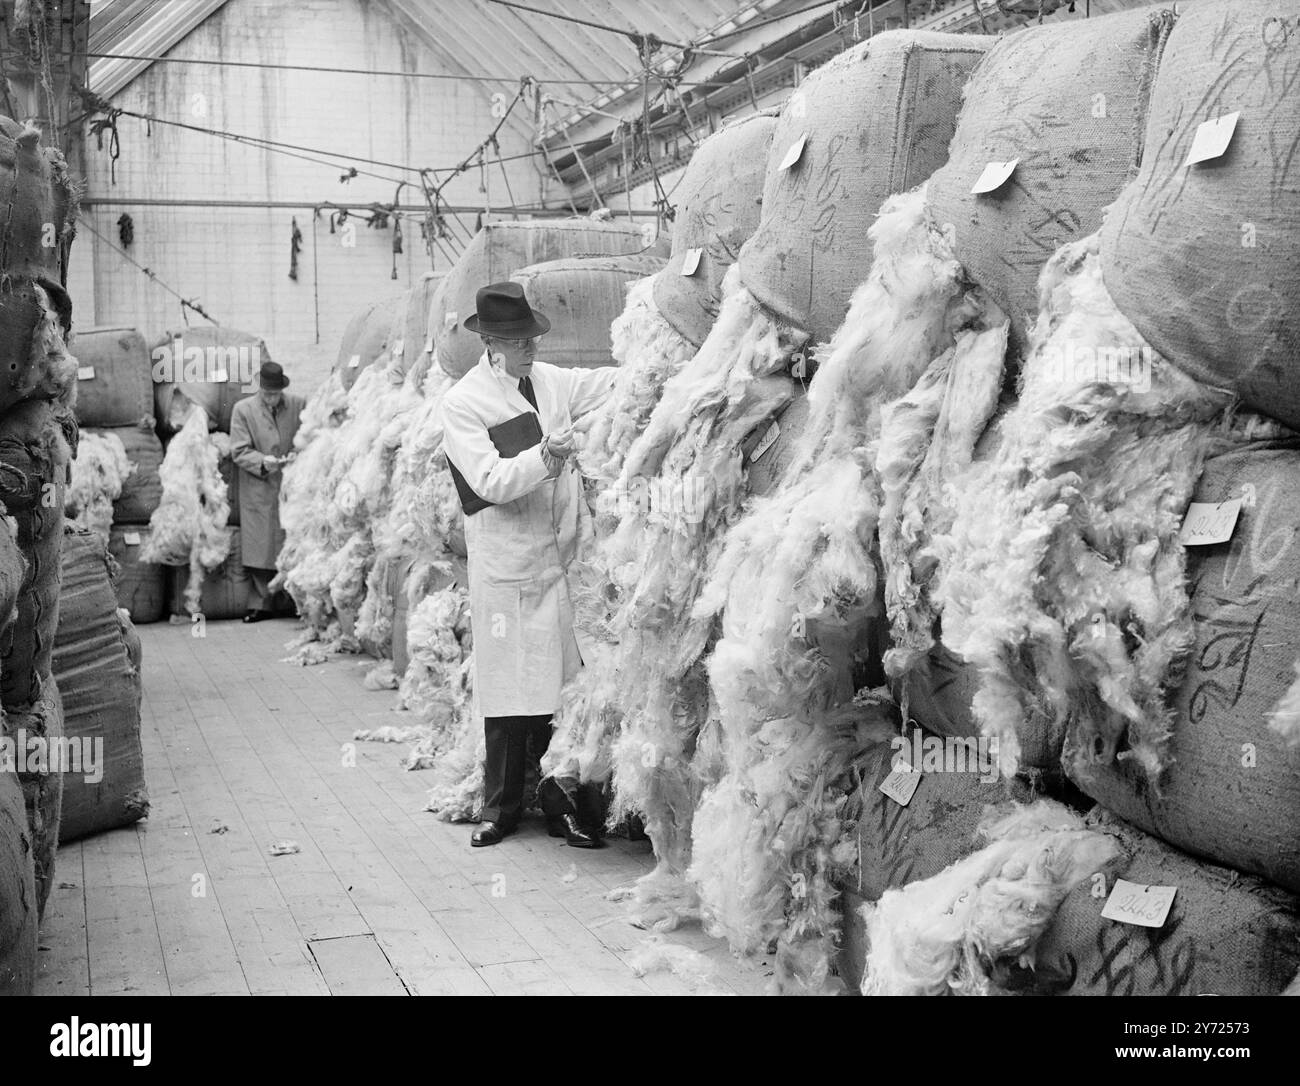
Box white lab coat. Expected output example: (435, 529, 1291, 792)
(439, 353, 616, 717)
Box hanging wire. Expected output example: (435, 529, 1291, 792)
(77, 215, 218, 324)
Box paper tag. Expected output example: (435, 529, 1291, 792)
(210, 369, 228, 383)
(879, 765, 922, 807)
(347, 354, 361, 369)
(751, 420, 780, 462)
(1101, 878, 1177, 928)
(779, 133, 807, 171)
(123, 531, 142, 546)
(1179, 498, 1241, 546)
(76, 365, 95, 380)
(1185, 111, 1240, 166)
(445, 312, 458, 330)
(424, 337, 434, 354)
(392, 339, 404, 359)
(680, 247, 703, 277)
(971, 158, 1019, 195)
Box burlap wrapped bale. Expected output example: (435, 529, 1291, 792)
(69, 326, 154, 429)
(168, 524, 249, 619)
(0, 399, 72, 712)
(83, 421, 162, 524)
(434, 219, 650, 379)
(4, 681, 64, 918)
(0, 275, 76, 415)
(402, 273, 444, 387)
(0, 771, 37, 997)
(54, 527, 149, 841)
(108, 525, 166, 624)
(335, 294, 405, 392)
(653, 112, 777, 347)
(0, 115, 75, 283)
(1068, 443, 1300, 893)
(511, 254, 666, 369)
(1100, 0, 1300, 430)
(738, 30, 991, 343)
(1032, 811, 1300, 996)
(742, 387, 810, 498)
(927, 3, 1178, 358)
(152, 326, 265, 434)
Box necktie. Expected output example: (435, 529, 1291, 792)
(518, 376, 538, 411)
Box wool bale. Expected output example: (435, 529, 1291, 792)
(742, 385, 810, 498)
(152, 326, 265, 434)
(54, 528, 148, 841)
(82, 422, 162, 524)
(842, 748, 1300, 995)
(0, 275, 76, 415)
(0, 771, 37, 997)
(0, 399, 72, 712)
(925, 4, 1177, 359)
(738, 30, 991, 342)
(0, 115, 75, 283)
(3, 681, 64, 917)
(653, 112, 777, 347)
(336, 294, 406, 392)
(69, 326, 154, 429)
(434, 218, 651, 379)
(107, 525, 166, 624)
(511, 254, 666, 369)
(169, 524, 249, 619)
(1067, 444, 1300, 893)
(1100, 0, 1300, 429)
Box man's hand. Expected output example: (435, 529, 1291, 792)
(263, 455, 283, 475)
(545, 426, 575, 460)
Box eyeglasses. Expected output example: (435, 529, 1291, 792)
(491, 337, 535, 348)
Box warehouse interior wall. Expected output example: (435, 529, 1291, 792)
(69, 0, 544, 394)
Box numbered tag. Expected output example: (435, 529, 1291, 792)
(779, 133, 807, 171)
(123, 531, 142, 546)
(444, 312, 458, 330)
(347, 354, 361, 369)
(971, 158, 1019, 195)
(424, 337, 434, 354)
(391, 339, 405, 360)
(751, 420, 780, 462)
(879, 763, 921, 807)
(680, 248, 703, 277)
(76, 365, 96, 381)
(210, 369, 228, 383)
(1179, 497, 1241, 546)
(1101, 879, 1177, 928)
(1185, 111, 1240, 166)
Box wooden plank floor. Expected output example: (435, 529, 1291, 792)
(35, 616, 771, 997)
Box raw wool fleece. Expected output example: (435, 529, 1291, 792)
(932, 232, 1273, 781)
(859, 800, 1118, 996)
(1272, 662, 1300, 749)
(685, 188, 984, 989)
(141, 404, 231, 614)
(66, 429, 132, 544)
(590, 263, 807, 931)
(1, 280, 78, 412)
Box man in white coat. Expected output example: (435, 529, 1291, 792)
(440, 282, 616, 848)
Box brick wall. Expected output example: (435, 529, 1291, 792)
(70, 0, 548, 394)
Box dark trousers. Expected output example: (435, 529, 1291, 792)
(481, 714, 574, 826)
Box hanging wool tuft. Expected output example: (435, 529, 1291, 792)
(66, 430, 133, 544)
(859, 799, 1118, 996)
(1271, 662, 1300, 750)
(141, 404, 231, 614)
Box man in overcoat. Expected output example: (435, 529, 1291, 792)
(440, 282, 616, 848)
(230, 361, 305, 622)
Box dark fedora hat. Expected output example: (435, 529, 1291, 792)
(259, 361, 290, 390)
(463, 281, 550, 339)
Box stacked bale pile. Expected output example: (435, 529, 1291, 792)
(52, 526, 149, 840)
(0, 116, 78, 995)
(827, 0, 1300, 996)
(68, 326, 166, 623)
(144, 326, 271, 620)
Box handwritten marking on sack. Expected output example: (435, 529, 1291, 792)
(1180, 498, 1241, 545)
(1091, 912, 1197, 995)
(1188, 580, 1265, 724)
(1185, 112, 1240, 166)
(970, 158, 1019, 195)
(1102, 879, 1177, 927)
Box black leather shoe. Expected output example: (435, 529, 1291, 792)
(471, 821, 515, 847)
(242, 610, 266, 624)
(548, 813, 600, 849)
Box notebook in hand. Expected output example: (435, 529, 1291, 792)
(447, 410, 544, 515)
